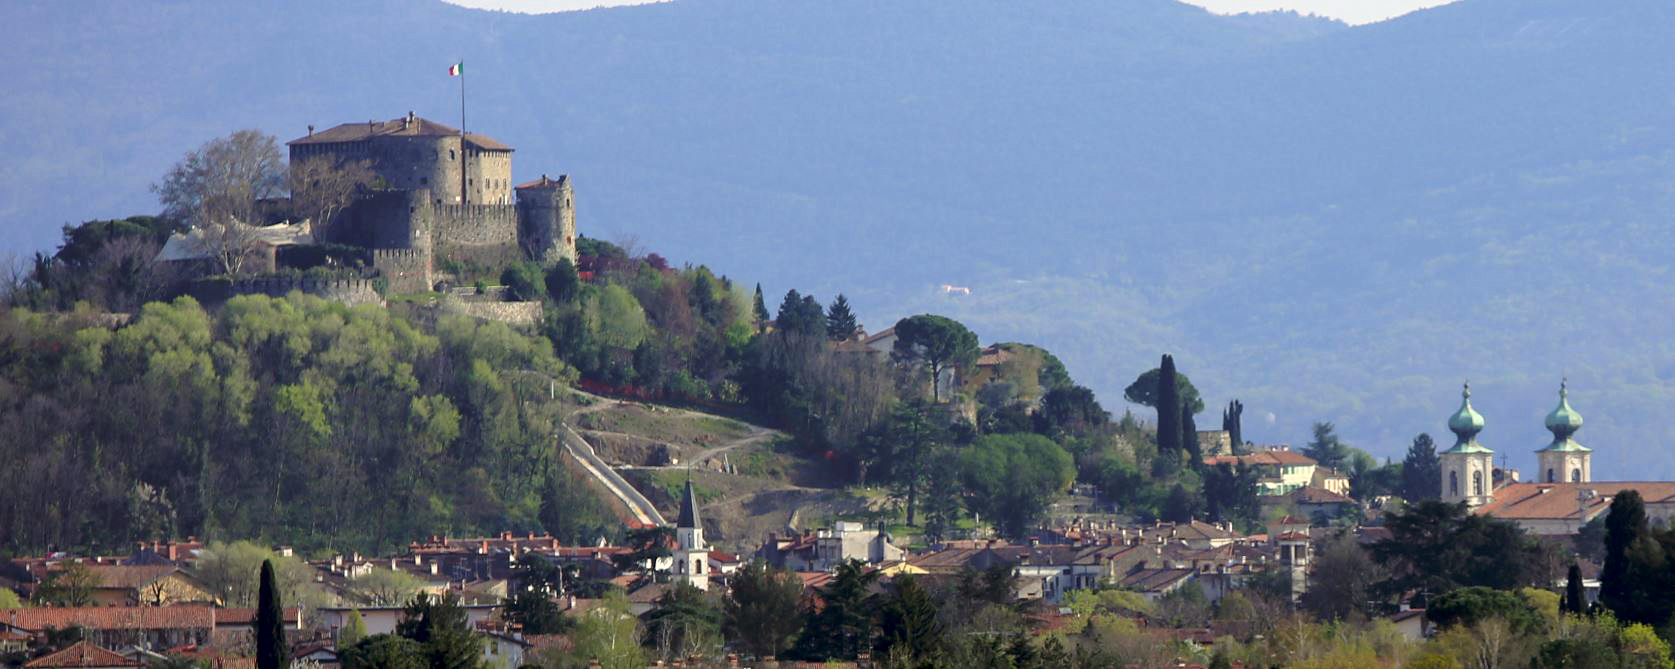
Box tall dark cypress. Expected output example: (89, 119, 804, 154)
(1601, 490, 1651, 621)
(1565, 563, 1586, 615)
(1155, 354, 1180, 456)
(1222, 399, 1243, 449)
(256, 560, 287, 669)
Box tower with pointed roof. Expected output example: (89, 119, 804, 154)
(1440, 383, 1497, 507)
(1536, 380, 1591, 484)
(673, 476, 709, 590)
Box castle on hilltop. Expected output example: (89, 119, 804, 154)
(286, 112, 576, 292)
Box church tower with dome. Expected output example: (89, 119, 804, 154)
(1536, 381, 1591, 484)
(1439, 383, 1496, 508)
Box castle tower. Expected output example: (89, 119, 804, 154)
(1440, 383, 1496, 507)
(673, 476, 709, 591)
(514, 175, 577, 264)
(1536, 380, 1591, 484)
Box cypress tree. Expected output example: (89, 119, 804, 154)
(1594, 492, 1648, 623)
(1222, 399, 1243, 450)
(1182, 403, 1201, 465)
(1565, 564, 1586, 615)
(753, 283, 770, 327)
(878, 575, 942, 662)
(256, 560, 288, 669)
(1155, 354, 1180, 455)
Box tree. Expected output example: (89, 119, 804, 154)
(877, 575, 943, 663)
(35, 562, 96, 607)
(1122, 363, 1205, 414)
(351, 569, 425, 607)
(774, 289, 824, 337)
(1401, 433, 1442, 501)
(1301, 531, 1383, 621)
(753, 285, 770, 328)
(499, 261, 546, 302)
(544, 258, 581, 304)
(611, 526, 675, 581)
(1181, 402, 1201, 463)
(644, 582, 721, 662)
(790, 560, 879, 661)
(569, 590, 643, 669)
(869, 399, 949, 527)
(502, 559, 569, 635)
(1221, 399, 1243, 450)
(0, 588, 23, 608)
(1426, 587, 1541, 635)
(287, 155, 374, 240)
(154, 129, 286, 228)
(1372, 501, 1547, 605)
(257, 560, 288, 669)
(1154, 355, 1182, 456)
(1032, 385, 1108, 439)
(1203, 462, 1259, 526)
(724, 561, 805, 659)
(1304, 422, 1353, 473)
(891, 314, 979, 403)
(397, 593, 482, 669)
(825, 294, 858, 341)
(1600, 490, 1669, 625)
(958, 433, 1076, 538)
(1565, 564, 1586, 615)
(339, 610, 368, 649)
(341, 635, 426, 669)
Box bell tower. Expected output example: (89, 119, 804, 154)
(1536, 380, 1591, 484)
(672, 476, 709, 591)
(1439, 383, 1496, 507)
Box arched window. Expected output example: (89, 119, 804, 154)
(1450, 471, 1459, 497)
(1547, 468, 1556, 483)
(1473, 471, 1484, 496)
(1572, 468, 1582, 483)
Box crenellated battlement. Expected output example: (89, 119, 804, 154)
(228, 276, 384, 306)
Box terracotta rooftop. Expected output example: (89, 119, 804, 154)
(287, 115, 511, 152)
(1117, 567, 1196, 593)
(515, 175, 568, 190)
(23, 641, 139, 669)
(1290, 486, 1355, 505)
(1475, 482, 1675, 521)
(1203, 450, 1317, 468)
(212, 607, 301, 627)
(3, 605, 215, 632)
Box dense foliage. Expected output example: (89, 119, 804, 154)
(0, 293, 610, 553)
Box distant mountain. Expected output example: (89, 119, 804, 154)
(5, 0, 1675, 475)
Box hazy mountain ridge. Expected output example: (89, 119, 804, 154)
(4, 0, 1675, 475)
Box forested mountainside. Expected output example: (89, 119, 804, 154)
(5, 0, 1675, 473)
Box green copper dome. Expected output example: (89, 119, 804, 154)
(1443, 383, 1493, 455)
(1539, 380, 1590, 453)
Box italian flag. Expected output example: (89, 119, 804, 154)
(448, 62, 463, 76)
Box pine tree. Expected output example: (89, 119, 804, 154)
(1005, 630, 1038, 669)
(1565, 564, 1586, 615)
(1400, 433, 1441, 501)
(1208, 649, 1233, 669)
(878, 576, 943, 663)
(397, 593, 483, 669)
(825, 294, 858, 341)
(256, 560, 288, 669)
(1155, 354, 1181, 455)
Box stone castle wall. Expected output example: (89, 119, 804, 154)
(372, 249, 433, 294)
(431, 203, 521, 267)
(188, 276, 384, 307)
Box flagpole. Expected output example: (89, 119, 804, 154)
(459, 61, 467, 207)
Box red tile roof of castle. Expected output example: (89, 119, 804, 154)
(3, 605, 215, 632)
(22, 641, 139, 669)
(515, 175, 568, 190)
(288, 116, 511, 152)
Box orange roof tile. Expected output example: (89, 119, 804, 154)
(1475, 482, 1675, 521)
(23, 641, 139, 669)
(3, 605, 214, 632)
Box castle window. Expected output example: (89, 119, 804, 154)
(1472, 471, 1483, 496)
(420, 177, 428, 185)
(1547, 468, 1555, 483)
(1450, 471, 1458, 497)
(449, 149, 456, 161)
(1572, 468, 1582, 483)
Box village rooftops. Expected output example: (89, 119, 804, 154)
(22, 641, 139, 669)
(3, 605, 215, 633)
(287, 115, 512, 152)
(1202, 450, 1317, 468)
(1474, 482, 1675, 521)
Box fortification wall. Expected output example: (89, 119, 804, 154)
(191, 276, 384, 307)
(432, 203, 521, 267)
(455, 300, 543, 326)
(372, 249, 433, 294)
(349, 190, 432, 250)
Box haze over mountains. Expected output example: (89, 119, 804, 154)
(4, 0, 1675, 475)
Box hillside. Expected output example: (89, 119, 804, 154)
(4, 0, 1675, 474)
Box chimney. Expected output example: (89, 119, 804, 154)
(307, 124, 314, 137)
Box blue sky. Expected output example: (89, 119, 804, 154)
(445, 0, 1460, 25)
